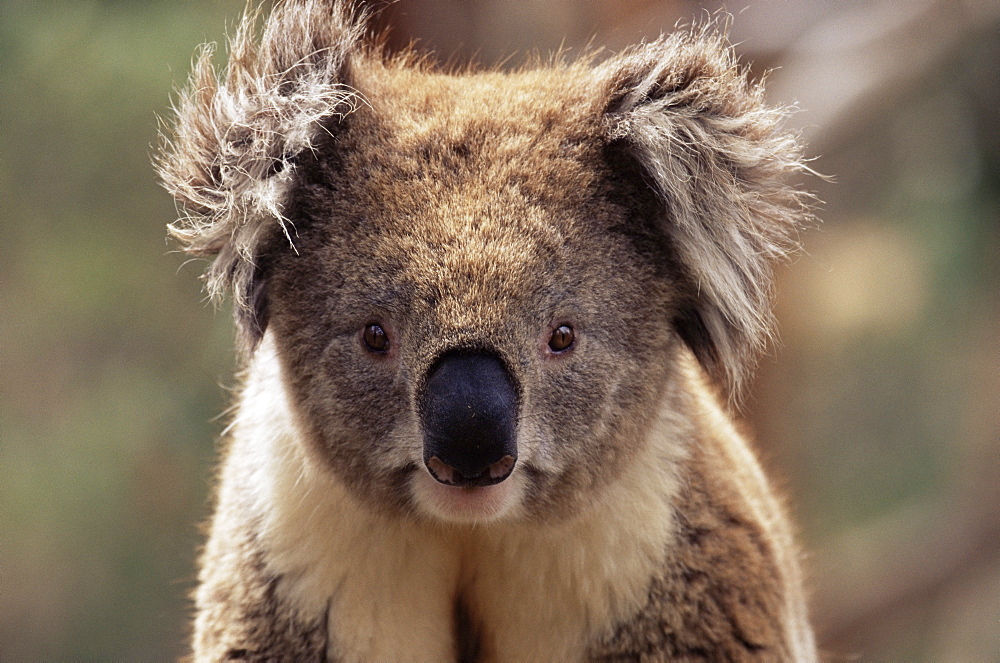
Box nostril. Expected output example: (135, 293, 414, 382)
(426, 456, 459, 485)
(426, 454, 516, 487)
(486, 455, 515, 482)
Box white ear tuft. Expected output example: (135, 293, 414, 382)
(600, 27, 815, 400)
(156, 0, 366, 344)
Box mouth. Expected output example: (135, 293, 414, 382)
(411, 465, 521, 523)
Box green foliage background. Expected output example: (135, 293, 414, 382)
(1, 2, 241, 658)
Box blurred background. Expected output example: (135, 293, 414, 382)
(1, 0, 997, 659)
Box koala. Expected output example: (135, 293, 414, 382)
(158, 1, 817, 660)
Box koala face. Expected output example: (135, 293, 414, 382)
(265, 70, 683, 523)
(158, 2, 810, 526)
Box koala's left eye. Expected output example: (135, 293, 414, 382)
(362, 323, 390, 353)
(548, 325, 575, 353)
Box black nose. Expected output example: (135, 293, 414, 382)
(420, 350, 518, 487)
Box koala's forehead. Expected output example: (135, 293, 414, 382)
(303, 64, 629, 303)
(335, 66, 608, 217)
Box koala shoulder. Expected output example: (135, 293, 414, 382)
(592, 369, 815, 661)
(193, 538, 327, 661)
(191, 432, 328, 660)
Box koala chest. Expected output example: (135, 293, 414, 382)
(308, 533, 599, 662)
(266, 493, 675, 662)
(259, 455, 678, 663)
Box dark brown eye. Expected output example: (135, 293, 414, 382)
(548, 324, 575, 353)
(362, 323, 389, 353)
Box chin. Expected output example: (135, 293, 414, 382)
(410, 469, 525, 524)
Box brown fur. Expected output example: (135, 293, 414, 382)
(159, 1, 817, 660)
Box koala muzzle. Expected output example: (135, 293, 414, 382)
(420, 351, 518, 487)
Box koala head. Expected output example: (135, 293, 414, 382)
(158, 1, 811, 524)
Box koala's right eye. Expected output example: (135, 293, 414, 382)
(548, 324, 575, 353)
(362, 323, 390, 353)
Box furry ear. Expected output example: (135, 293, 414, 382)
(599, 27, 814, 400)
(156, 0, 365, 348)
